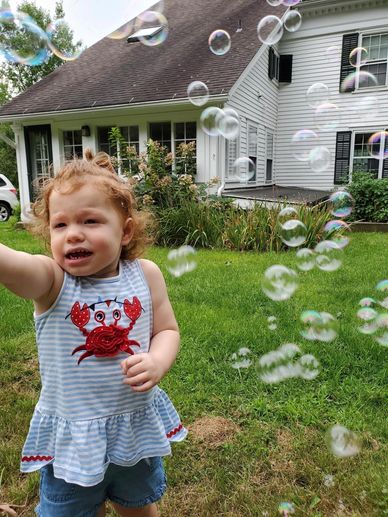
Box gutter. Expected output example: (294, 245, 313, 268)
(0, 94, 229, 123)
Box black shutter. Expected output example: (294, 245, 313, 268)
(339, 33, 359, 92)
(268, 47, 275, 79)
(334, 131, 352, 184)
(279, 55, 293, 83)
(383, 158, 388, 179)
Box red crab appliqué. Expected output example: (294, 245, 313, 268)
(70, 297, 142, 364)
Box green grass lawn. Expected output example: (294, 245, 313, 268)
(0, 222, 387, 516)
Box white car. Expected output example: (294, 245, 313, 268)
(0, 174, 18, 222)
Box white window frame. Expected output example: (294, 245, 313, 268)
(63, 129, 83, 161)
(247, 121, 258, 184)
(265, 130, 274, 184)
(349, 129, 387, 180)
(356, 31, 388, 89)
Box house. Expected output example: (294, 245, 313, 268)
(0, 0, 387, 215)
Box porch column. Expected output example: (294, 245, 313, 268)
(12, 123, 30, 221)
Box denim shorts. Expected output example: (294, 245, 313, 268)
(35, 458, 166, 517)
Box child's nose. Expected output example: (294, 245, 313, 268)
(66, 225, 85, 242)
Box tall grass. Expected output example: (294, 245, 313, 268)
(155, 201, 333, 252)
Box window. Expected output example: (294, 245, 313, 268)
(268, 48, 293, 83)
(266, 131, 274, 183)
(247, 123, 258, 182)
(63, 130, 82, 160)
(174, 122, 197, 173)
(149, 122, 171, 151)
(97, 125, 139, 173)
(352, 131, 387, 179)
(359, 33, 388, 88)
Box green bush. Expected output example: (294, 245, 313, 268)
(347, 172, 388, 222)
(154, 200, 332, 252)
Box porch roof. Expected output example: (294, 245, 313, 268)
(223, 185, 331, 206)
(0, 0, 286, 118)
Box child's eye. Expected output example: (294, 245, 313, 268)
(85, 219, 97, 224)
(54, 222, 66, 229)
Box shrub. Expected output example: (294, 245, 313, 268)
(347, 172, 388, 222)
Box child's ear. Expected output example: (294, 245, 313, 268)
(122, 218, 134, 246)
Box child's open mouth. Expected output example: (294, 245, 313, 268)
(65, 250, 93, 261)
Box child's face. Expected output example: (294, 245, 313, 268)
(49, 182, 131, 277)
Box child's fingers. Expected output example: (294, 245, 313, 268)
(120, 354, 144, 373)
(130, 380, 154, 392)
(122, 371, 149, 386)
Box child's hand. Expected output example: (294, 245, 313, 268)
(121, 353, 164, 392)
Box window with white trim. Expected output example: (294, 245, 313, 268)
(97, 125, 139, 173)
(352, 131, 388, 179)
(63, 130, 82, 160)
(359, 33, 388, 87)
(174, 122, 197, 172)
(149, 122, 171, 151)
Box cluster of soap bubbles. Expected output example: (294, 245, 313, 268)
(292, 43, 382, 173)
(199, 106, 240, 140)
(257, 343, 320, 383)
(230, 343, 320, 383)
(326, 424, 361, 458)
(0, 9, 82, 64)
(258, 1, 303, 46)
(357, 280, 388, 347)
(166, 245, 197, 278)
(262, 192, 353, 301)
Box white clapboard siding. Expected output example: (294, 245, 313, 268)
(276, 3, 388, 190)
(225, 45, 280, 185)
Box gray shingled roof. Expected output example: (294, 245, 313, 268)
(0, 0, 287, 117)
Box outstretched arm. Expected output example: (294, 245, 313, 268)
(0, 243, 62, 304)
(121, 259, 180, 392)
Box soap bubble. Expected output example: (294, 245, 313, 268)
(278, 502, 295, 514)
(257, 15, 284, 45)
(134, 10, 168, 46)
(266, 0, 282, 4)
(341, 70, 378, 92)
(187, 81, 209, 106)
(166, 245, 197, 277)
(296, 248, 315, 271)
(306, 83, 330, 108)
(357, 307, 378, 321)
(284, 10, 302, 32)
(374, 314, 388, 347)
(349, 47, 368, 67)
(323, 220, 351, 249)
(359, 297, 376, 307)
(267, 315, 278, 331)
(291, 129, 319, 162)
(314, 103, 341, 132)
(218, 113, 240, 140)
(208, 29, 231, 55)
(278, 206, 298, 225)
(282, 0, 301, 5)
(279, 219, 307, 247)
(262, 265, 298, 301)
(326, 425, 361, 458)
(315, 240, 342, 272)
(1, 10, 50, 66)
(200, 106, 224, 136)
(368, 131, 388, 159)
(328, 191, 354, 218)
(298, 353, 320, 379)
(376, 280, 388, 309)
(309, 146, 331, 173)
(323, 474, 335, 487)
(233, 157, 256, 182)
(258, 344, 301, 384)
(108, 19, 135, 39)
(46, 18, 83, 61)
(230, 347, 253, 369)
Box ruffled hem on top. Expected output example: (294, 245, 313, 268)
(20, 387, 187, 486)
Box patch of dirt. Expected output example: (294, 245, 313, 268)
(188, 415, 240, 448)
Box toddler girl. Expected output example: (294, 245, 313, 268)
(0, 150, 187, 516)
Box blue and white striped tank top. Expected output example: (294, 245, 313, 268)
(20, 260, 187, 487)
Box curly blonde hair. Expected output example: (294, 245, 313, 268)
(28, 149, 154, 261)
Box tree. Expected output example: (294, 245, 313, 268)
(0, 1, 83, 187)
(0, 0, 83, 95)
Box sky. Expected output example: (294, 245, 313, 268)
(8, 0, 159, 46)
